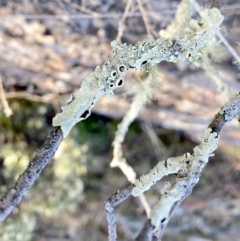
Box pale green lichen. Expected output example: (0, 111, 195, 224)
(219, 95, 240, 121)
(148, 128, 219, 227)
(53, 8, 224, 137)
(132, 154, 187, 197)
(161, 1, 233, 98)
(132, 128, 218, 197)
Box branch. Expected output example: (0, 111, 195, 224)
(115, 0, 133, 42)
(110, 79, 153, 217)
(52, 7, 224, 138)
(135, 219, 154, 241)
(151, 95, 240, 240)
(111, 79, 153, 183)
(136, 0, 154, 40)
(160, 0, 234, 98)
(0, 127, 63, 221)
(105, 94, 240, 241)
(104, 183, 133, 241)
(0, 4, 227, 225)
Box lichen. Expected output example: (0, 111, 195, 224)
(132, 128, 218, 198)
(219, 95, 240, 121)
(148, 128, 219, 227)
(52, 8, 224, 138)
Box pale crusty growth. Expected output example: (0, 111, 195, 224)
(132, 129, 218, 198)
(53, 8, 224, 137)
(161, 1, 233, 98)
(132, 155, 187, 197)
(149, 129, 218, 227)
(219, 95, 240, 122)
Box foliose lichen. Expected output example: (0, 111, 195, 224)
(52, 8, 224, 137)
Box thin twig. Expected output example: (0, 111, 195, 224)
(0, 4, 239, 20)
(62, 0, 101, 16)
(142, 0, 161, 37)
(141, 123, 168, 160)
(115, 0, 133, 42)
(0, 11, 176, 20)
(111, 79, 152, 216)
(105, 183, 133, 241)
(0, 127, 63, 221)
(0, 77, 13, 117)
(5, 91, 57, 103)
(139, 193, 151, 218)
(136, 0, 154, 40)
(135, 219, 154, 241)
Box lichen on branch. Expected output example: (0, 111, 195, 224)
(52, 8, 224, 137)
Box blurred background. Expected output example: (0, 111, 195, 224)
(0, 0, 240, 240)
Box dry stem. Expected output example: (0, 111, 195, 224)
(0, 77, 13, 117)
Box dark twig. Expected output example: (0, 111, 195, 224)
(0, 127, 63, 221)
(135, 219, 154, 241)
(105, 183, 133, 241)
(208, 112, 226, 135)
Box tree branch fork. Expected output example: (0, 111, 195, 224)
(104, 94, 240, 241)
(0, 89, 239, 241)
